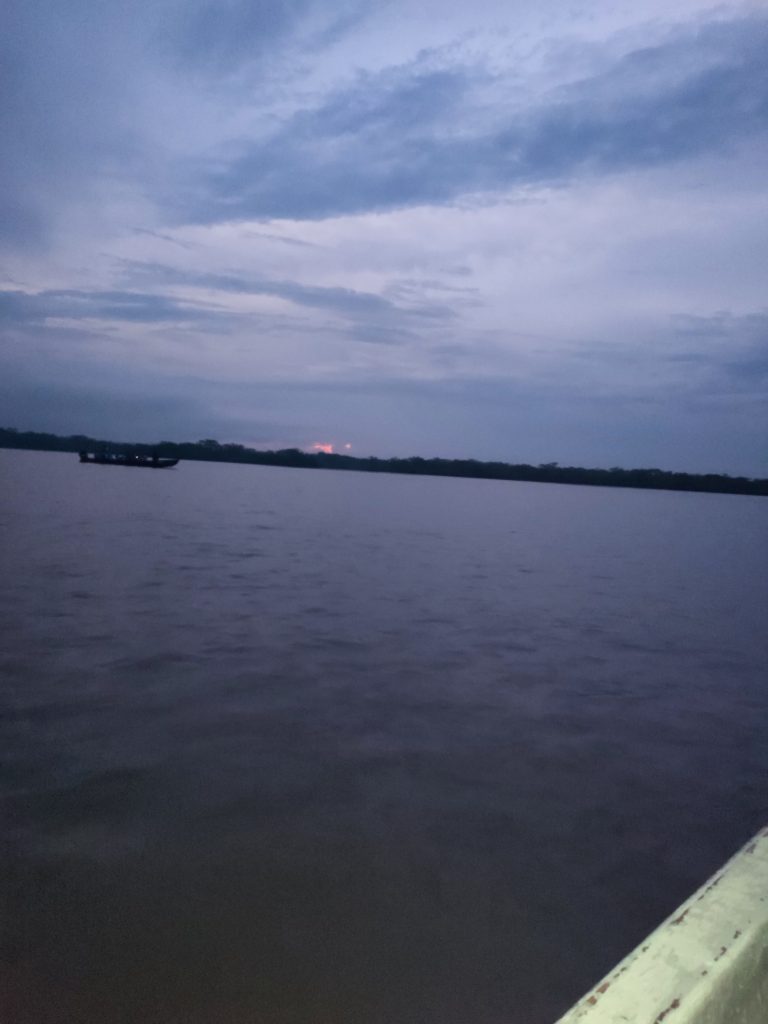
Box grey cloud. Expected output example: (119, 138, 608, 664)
(0, 0, 366, 250)
(171, 0, 365, 73)
(389, 279, 479, 295)
(0, 2, 151, 249)
(132, 228, 196, 250)
(265, 281, 397, 316)
(0, 288, 222, 325)
(668, 312, 768, 391)
(173, 0, 309, 68)
(570, 311, 768, 398)
(3, 325, 765, 475)
(183, 14, 768, 222)
(0, 261, 455, 346)
(116, 261, 456, 324)
(241, 230, 318, 248)
(7, 3, 765, 249)
(0, 373, 280, 445)
(299, 66, 471, 138)
(340, 324, 416, 347)
(672, 311, 768, 340)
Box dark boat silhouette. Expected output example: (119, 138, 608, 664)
(79, 452, 178, 469)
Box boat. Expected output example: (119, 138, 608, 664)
(555, 825, 768, 1023)
(78, 452, 178, 469)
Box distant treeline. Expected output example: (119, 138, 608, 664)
(2, 426, 766, 496)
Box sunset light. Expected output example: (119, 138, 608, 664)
(312, 443, 334, 454)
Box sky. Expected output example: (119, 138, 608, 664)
(2, 0, 767, 475)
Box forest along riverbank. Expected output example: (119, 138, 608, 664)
(2, 426, 766, 495)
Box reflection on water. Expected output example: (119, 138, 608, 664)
(1, 450, 766, 1023)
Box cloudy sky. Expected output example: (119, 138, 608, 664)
(2, 0, 767, 474)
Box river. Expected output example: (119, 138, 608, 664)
(1, 449, 766, 1023)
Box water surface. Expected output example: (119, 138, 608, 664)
(2, 450, 766, 1023)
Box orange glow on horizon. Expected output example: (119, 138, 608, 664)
(312, 443, 334, 454)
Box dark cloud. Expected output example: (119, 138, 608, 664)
(0, 373, 281, 444)
(183, 14, 768, 222)
(0, 261, 455, 355)
(668, 311, 768, 391)
(339, 324, 416, 347)
(171, 0, 364, 73)
(181, 67, 483, 220)
(3, 323, 765, 473)
(115, 261, 455, 324)
(0, 0, 365, 249)
(5, 4, 765, 245)
(0, 2, 149, 248)
(0, 288, 222, 325)
(241, 229, 318, 248)
(172, 0, 309, 69)
(132, 227, 196, 249)
(671, 311, 768, 341)
(259, 280, 401, 317)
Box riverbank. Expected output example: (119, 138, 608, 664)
(2, 427, 766, 496)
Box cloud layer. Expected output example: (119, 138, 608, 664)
(186, 15, 768, 222)
(1, 0, 766, 474)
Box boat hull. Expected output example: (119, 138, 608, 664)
(555, 826, 768, 1024)
(78, 453, 178, 468)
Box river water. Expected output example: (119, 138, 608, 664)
(1, 449, 766, 1023)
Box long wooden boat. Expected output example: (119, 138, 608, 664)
(78, 452, 178, 469)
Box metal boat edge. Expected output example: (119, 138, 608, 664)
(555, 826, 768, 1023)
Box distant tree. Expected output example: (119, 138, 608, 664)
(1, 426, 766, 496)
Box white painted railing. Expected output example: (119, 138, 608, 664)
(555, 826, 768, 1024)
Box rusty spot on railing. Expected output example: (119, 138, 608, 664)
(585, 981, 610, 1006)
(654, 997, 681, 1022)
(671, 908, 689, 925)
(696, 873, 724, 901)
